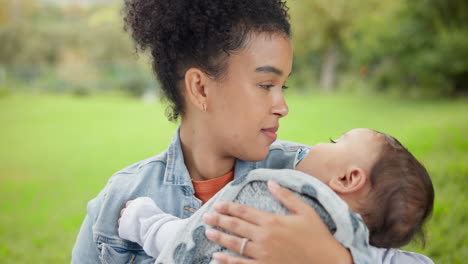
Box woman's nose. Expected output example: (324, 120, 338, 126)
(272, 92, 289, 117)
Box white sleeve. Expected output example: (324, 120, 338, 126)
(117, 197, 186, 258)
(371, 247, 434, 264)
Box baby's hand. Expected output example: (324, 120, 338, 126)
(117, 197, 183, 258)
(118, 200, 134, 226)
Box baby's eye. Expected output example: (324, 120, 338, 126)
(329, 138, 337, 143)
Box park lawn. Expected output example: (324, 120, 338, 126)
(0, 93, 467, 263)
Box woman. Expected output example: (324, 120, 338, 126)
(72, 0, 433, 263)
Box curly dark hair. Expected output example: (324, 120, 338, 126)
(123, 0, 290, 120)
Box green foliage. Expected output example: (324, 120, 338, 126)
(2, 0, 468, 97)
(347, 0, 468, 96)
(290, 0, 374, 91)
(0, 94, 467, 263)
(0, 1, 155, 98)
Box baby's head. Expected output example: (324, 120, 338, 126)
(295, 128, 434, 248)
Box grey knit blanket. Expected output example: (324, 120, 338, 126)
(155, 169, 373, 264)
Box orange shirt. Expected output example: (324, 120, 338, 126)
(192, 171, 234, 204)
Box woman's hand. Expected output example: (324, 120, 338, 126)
(203, 181, 353, 264)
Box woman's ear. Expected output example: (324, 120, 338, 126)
(184, 68, 210, 112)
(329, 167, 368, 194)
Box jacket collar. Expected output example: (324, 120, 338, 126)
(163, 127, 257, 185)
(163, 126, 191, 185)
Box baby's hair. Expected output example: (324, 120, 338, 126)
(123, 0, 290, 120)
(362, 132, 434, 248)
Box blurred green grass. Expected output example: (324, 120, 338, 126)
(0, 94, 467, 263)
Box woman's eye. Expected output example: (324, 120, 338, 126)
(329, 138, 337, 143)
(259, 84, 274, 89)
(282, 85, 289, 90)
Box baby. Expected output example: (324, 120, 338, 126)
(117, 128, 434, 263)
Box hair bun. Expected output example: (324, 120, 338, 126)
(123, 0, 290, 120)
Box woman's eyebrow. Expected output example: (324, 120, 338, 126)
(255, 65, 283, 76)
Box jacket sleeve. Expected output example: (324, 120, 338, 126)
(71, 196, 103, 264)
(371, 247, 434, 264)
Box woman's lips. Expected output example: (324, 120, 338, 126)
(261, 127, 278, 141)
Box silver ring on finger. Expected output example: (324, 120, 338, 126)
(239, 237, 250, 256)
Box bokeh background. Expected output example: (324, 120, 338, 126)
(0, 0, 467, 263)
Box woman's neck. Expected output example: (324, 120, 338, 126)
(180, 122, 235, 181)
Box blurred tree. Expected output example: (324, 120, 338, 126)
(0, 0, 38, 25)
(349, 0, 468, 96)
(0, 1, 154, 97)
(3, 0, 466, 98)
(290, 0, 378, 92)
(0, 0, 61, 76)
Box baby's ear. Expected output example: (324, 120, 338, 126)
(329, 167, 368, 194)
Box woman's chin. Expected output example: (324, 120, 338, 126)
(241, 148, 270, 162)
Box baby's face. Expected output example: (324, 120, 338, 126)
(295, 128, 383, 184)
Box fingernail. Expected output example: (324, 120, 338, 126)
(213, 201, 225, 211)
(205, 228, 218, 239)
(212, 252, 223, 260)
(268, 180, 280, 190)
(203, 213, 215, 222)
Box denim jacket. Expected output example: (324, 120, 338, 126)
(71, 128, 433, 264)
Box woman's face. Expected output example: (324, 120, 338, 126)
(207, 32, 293, 161)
